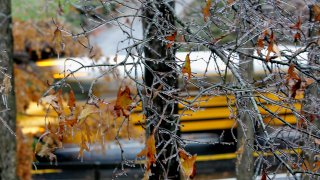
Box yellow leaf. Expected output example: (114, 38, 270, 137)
(137, 134, 157, 171)
(179, 148, 197, 179)
(78, 105, 98, 123)
(78, 134, 90, 159)
(182, 54, 191, 80)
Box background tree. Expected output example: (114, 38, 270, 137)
(0, 0, 17, 179)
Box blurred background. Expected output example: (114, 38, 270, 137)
(11, 0, 308, 180)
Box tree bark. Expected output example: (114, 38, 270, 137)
(236, 49, 255, 180)
(0, 0, 17, 179)
(142, 1, 180, 179)
(302, 45, 320, 180)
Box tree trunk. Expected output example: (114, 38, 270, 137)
(142, 1, 180, 179)
(0, 0, 17, 180)
(302, 45, 320, 180)
(236, 49, 254, 180)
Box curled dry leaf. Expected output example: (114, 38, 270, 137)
(182, 53, 191, 80)
(137, 134, 157, 171)
(2, 75, 11, 95)
(53, 27, 64, 54)
(266, 32, 281, 61)
(179, 148, 197, 179)
(202, 0, 211, 22)
(165, 31, 177, 48)
(286, 64, 301, 98)
(287, 64, 300, 80)
(114, 86, 133, 117)
(78, 105, 99, 123)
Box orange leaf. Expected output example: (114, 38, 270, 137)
(287, 64, 300, 80)
(266, 32, 281, 61)
(114, 86, 133, 117)
(294, 32, 301, 42)
(261, 170, 267, 180)
(227, 0, 235, 5)
(179, 148, 197, 179)
(165, 31, 177, 48)
(59, 117, 77, 127)
(313, 161, 320, 172)
(290, 17, 302, 30)
(286, 64, 301, 98)
(202, 0, 211, 22)
(182, 53, 191, 80)
(312, 4, 320, 22)
(137, 134, 157, 171)
(302, 160, 311, 171)
(68, 90, 76, 111)
(256, 37, 264, 54)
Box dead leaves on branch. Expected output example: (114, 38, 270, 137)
(290, 17, 302, 42)
(256, 31, 281, 61)
(136, 137, 197, 179)
(37, 85, 138, 160)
